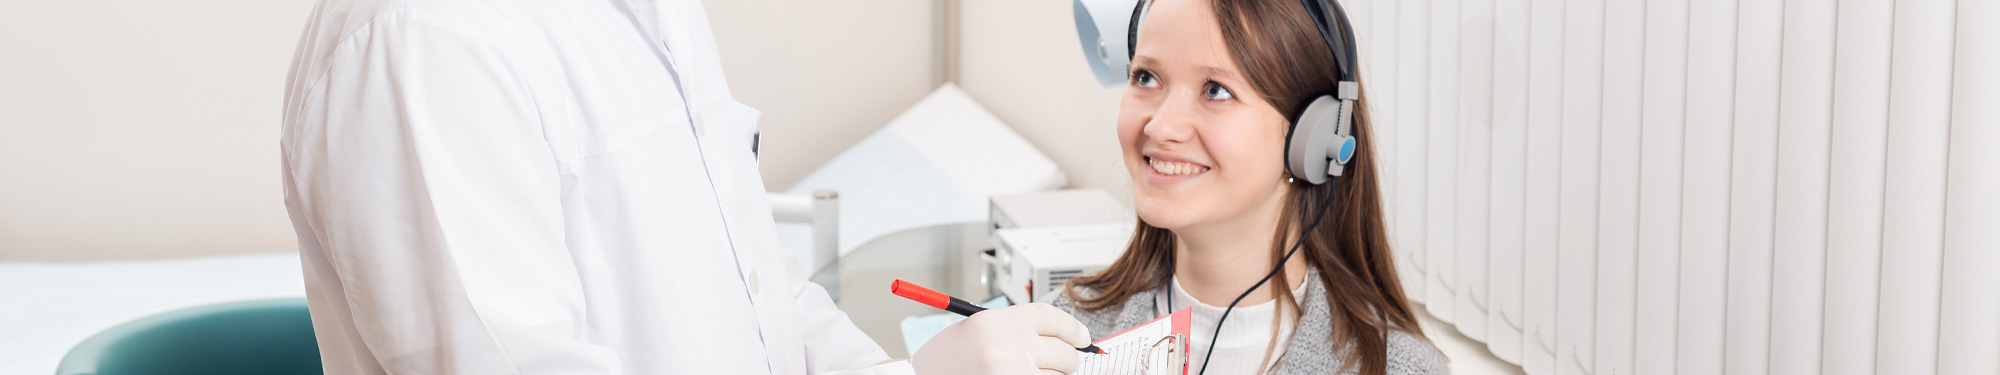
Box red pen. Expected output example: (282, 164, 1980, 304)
(890, 279, 1106, 355)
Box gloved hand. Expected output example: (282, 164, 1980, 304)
(911, 303, 1094, 375)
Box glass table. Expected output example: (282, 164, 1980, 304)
(810, 223, 998, 358)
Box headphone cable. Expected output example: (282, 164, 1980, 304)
(1194, 179, 1339, 375)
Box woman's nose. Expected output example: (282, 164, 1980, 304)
(1143, 92, 1199, 144)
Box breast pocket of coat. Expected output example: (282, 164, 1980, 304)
(543, 87, 696, 176)
(694, 99, 762, 164)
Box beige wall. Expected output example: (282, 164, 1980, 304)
(0, 0, 313, 261)
(706, 0, 938, 190)
(956, 0, 1132, 197)
(0, 0, 936, 261)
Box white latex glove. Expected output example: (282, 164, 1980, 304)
(911, 303, 1094, 375)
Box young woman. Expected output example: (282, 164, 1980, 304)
(1046, 0, 1446, 374)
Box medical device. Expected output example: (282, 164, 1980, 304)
(989, 189, 1131, 234)
(984, 189, 1133, 303)
(1119, 0, 1361, 373)
(989, 223, 1133, 304)
(1072, 0, 1143, 87)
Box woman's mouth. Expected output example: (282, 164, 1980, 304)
(1147, 157, 1210, 176)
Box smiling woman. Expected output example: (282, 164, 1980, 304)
(1045, 0, 1444, 374)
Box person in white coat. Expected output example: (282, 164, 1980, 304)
(278, 0, 1092, 373)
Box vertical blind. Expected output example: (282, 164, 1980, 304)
(1340, 0, 1999, 374)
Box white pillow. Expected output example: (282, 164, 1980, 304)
(778, 83, 1065, 266)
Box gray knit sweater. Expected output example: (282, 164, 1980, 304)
(1045, 279, 1450, 375)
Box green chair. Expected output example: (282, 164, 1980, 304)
(56, 298, 323, 375)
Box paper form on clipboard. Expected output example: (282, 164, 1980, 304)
(1075, 308, 1192, 375)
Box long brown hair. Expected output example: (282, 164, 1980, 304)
(1064, 0, 1426, 374)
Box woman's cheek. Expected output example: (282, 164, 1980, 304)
(1117, 99, 1159, 177)
(1209, 118, 1289, 191)
(1119, 101, 1158, 134)
(1116, 119, 1142, 150)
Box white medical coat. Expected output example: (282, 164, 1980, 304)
(278, 0, 907, 373)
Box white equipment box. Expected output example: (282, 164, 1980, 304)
(989, 189, 1132, 233)
(985, 189, 1133, 303)
(990, 224, 1134, 303)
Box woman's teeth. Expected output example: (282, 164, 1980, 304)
(1149, 158, 1209, 176)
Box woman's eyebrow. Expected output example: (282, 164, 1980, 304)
(1131, 55, 1160, 67)
(1130, 55, 1242, 81)
(1196, 65, 1240, 81)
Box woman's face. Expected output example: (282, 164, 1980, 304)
(1119, 0, 1293, 232)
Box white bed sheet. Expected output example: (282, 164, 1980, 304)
(0, 253, 306, 375)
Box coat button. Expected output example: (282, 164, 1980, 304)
(694, 114, 707, 138)
(747, 270, 760, 297)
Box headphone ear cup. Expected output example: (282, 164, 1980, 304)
(1328, 135, 1355, 176)
(1287, 95, 1344, 185)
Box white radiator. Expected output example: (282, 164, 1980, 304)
(1341, 0, 1999, 374)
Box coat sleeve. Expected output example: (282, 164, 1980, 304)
(282, 9, 618, 374)
(786, 276, 915, 375)
(753, 223, 903, 374)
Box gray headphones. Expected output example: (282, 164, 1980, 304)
(1127, 0, 1360, 185)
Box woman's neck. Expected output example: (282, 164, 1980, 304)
(1171, 189, 1310, 308)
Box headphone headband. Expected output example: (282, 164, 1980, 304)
(1126, 0, 1149, 61)
(1298, 0, 1357, 84)
(1126, 0, 1357, 85)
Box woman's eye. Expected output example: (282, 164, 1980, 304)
(1203, 82, 1234, 100)
(1132, 70, 1160, 88)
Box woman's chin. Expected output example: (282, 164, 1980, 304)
(1132, 196, 1200, 230)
